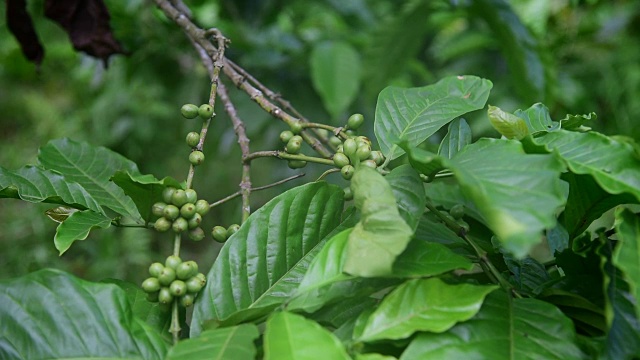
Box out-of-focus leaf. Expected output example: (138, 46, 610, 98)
(264, 312, 351, 360)
(38, 138, 142, 220)
(392, 240, 473, 278)
(0, 269, 169, 359)
(191, 182, 344, 335)
(166, 325, 260, 360)
(111, 171, 182, 223)
(374, 75, 492, 161)
(359, 278, 497, 342)
(438, 118, 472, 159)
(54, 209, 111, 255)
(613, 208, 640, 319)
(400, 290, 584, 359)
(356, 354, 397, 360)
(386, 165, 426, 231)
(310, 40, 361, 119)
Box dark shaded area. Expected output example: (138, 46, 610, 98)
(5, 0, 44, 67)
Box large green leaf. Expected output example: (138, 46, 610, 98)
(400, 290, 584, 359)
(0, 269, 169, 359)
(438, 118, 472, 159)
(310, 41, 361, 119)
(414, 216, 471, 253)
(264, 312, 351, 360)
(190, 182, 344, 335)
(0, 165, 103, 213)
(345, 167, 414, 277)
(111, 171, 182, 223)
(393, 239, 473, 278)
(359, 278, 497, 342)
(502, 254, 551, 296)
(424, 182, 485, 224)
(165, 325, 259, 360)
(539, 289, 606, 337)
(54, 209, 112, 254)
(406, 138, 566, 257)
(287, 229, 394, 313)
(532, 130, 640, 202)
(38, 138, 142, 220)
(374, 75, 492, 161)
(386, 165, 426, 231)
(613, 208, 640, 319)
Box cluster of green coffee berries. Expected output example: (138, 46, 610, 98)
(279, 126, 307, 169)
(180, 103, 214, 166)
(332, 136, 384, 180)
(142, 255, 206, 307)
(210, 224, 240, 243)
(152, 187, 209, 241)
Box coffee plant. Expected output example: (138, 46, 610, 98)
(1, 1, 639, 359)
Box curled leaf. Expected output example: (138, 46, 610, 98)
(488, 105, 529, 140)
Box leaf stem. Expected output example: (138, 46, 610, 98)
(244, 151, 335, 166)
(208, 173, 305, 208)
(170, 300, 181, 344)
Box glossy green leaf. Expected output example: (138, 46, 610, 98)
(360, 278, 497, 342)
(166, 324, 259, 360)
(407, 139, 566, 257)
(613, 208, 640, 318)
(400, 290, 584, 359)
(54, 209, 112, 254)
(424, 182, 485, 224)
(438, 118, 472, 159)
(111, 171, 182, 223)
(312, 296, 378, 329)
(345, 167, 414, 277)
(191, 182, 344, 335)
(532, 129, 640, 202)
(539, 289, 606, 337)
(559, 112, 595, 131)
(310, 41, 361, 119)
(0, 165, 103, 214)
(488, 105, 529, 139)
(0, 269, 169, 359)
(287, 229, 394, 313)
(374, 75, 492, 160)
(513, 103, 559, 134)
(38, 138, 142, 220)
(414, 215, 470, 252)
(264, 312, 351, 360)
(386, 165, 426, 231)
(393, 240, 473, 278)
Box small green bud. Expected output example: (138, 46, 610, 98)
(198, 104, 214, 119)
(189, 151, 205, 166)
(186, 132, 200, 147)
(181, 104, 199, 119)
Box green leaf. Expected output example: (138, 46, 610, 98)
(287, 229, 394, 313)
(310, 41, 361, 119)
(532, 130, 640, 202)
(0, 269, 169, 359)
(359, 278, 497, 342)
(345, 167, 414, 277)
(264, 312, 351, 360)
(386, 165, 426, 231)
(311, 296, 378, 329)
(513, 103, 559, 134)
(559, 112, 595, 131)
(613, 208, 640, 319)
(539, 289, 606, 337)
(438, 118, 472, 159)
(38, 138, 142, 220)
(374, 75, 492, 160)
(190, 182, 344, 335)
(111, 171, 182, 223)
(393, 240, 473, 278)
(414, 215, 470, 252)
(166, 324, 259, 360)
(0, 165, 103, 214)
(400, 290, 584, 359)
(407, 139, 566, 257)
(398, 145, 447, 179)
(502, 255, 551, 296)
(54, 209, 112, 255)
(356, 354, 397, 360)
(488, 105, 529, 139)
(424, 182, 485, 224)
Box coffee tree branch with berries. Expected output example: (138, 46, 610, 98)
(1, 0, 640, 359)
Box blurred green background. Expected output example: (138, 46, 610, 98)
(1, 0, 639, 284)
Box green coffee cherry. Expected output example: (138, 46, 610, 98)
(181, 104, 199, 119)
(195, 273, 206, 283)
(361, 160, 377, 169)
(169, 280, 187, 296)
(290, 121, 303, 134)
(356, 145, 371, 161)
(163, 205, 180, 220)
(347, 113, 364, 130)
(288, 160, 307, 169)
(188, 227, 205, 241)
(212, 226, 227, 243)
(172, 217, 188, 233)
(165, 255, 182, 270)
(180, 294, 195, 307)
(180, 203, 196, 218)
(158, 267, 177, 286)
(185, 189, 198, 204)
(154, 217, 172, 232)
(345, 129, 357, 137)
(171, 190, 188, 207)
(336, 145, 344, 153)
(189, 151, 205, 166)
(195, 199, 210, 215)
(343, 138, 357, 157)
(162, 187, 176, 204)
(227, 224, 240, 238)
(286, 136, 303, 154)
(333, 153, 350, 168)
(186, 276, 205, 293)
(280, 130, 294, 143)
(198, 104, 214, 119)
(355, 136, 371, 147)
(341, 165, 355, 180)
(457, 218, 470, 233)
(370, 151, 384, 166)
(188, 213, 202, 229)
(152, 202, 166, 217)
(158, 287, 173, 304)
(343, 187, 353, 201)
(142, 277, 160, 293)
(450, 204, 465, 220)
(149, 262, 165, 277)
(186, 132, 200, 147)
(329, 136, 342, 147)
(176, 261, 198, 280)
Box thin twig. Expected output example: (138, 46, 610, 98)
(244, 150, 335, 166)
(208, 174, 306, 208)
